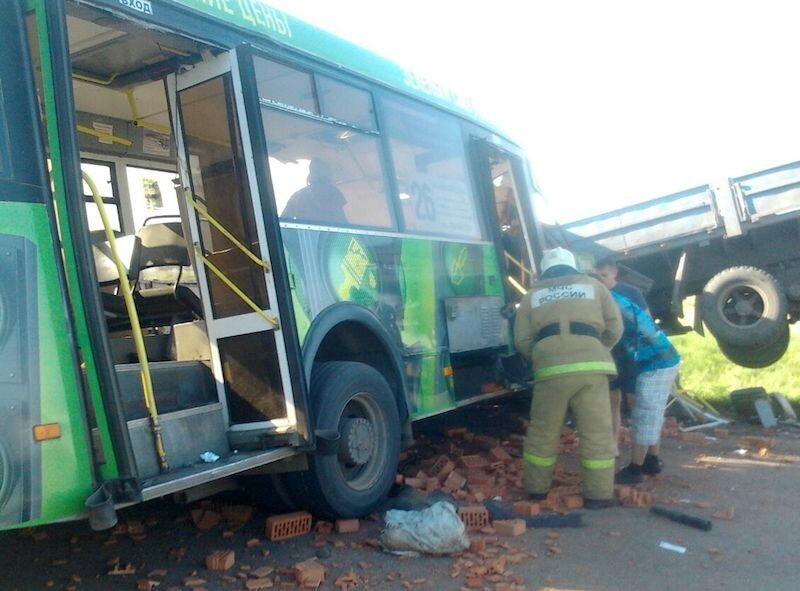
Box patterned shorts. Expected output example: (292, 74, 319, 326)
(631, 363, 680, 446)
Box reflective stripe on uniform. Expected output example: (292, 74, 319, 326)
(534, 361, 617, 380)
(581, 457, 615, 470)
(524, 452, 557, 467)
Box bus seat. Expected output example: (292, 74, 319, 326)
(100, 222, 202, 332)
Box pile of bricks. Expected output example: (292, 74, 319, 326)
(396, 426, 582, 509)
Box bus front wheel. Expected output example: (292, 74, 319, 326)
(287, 361, 400, 518)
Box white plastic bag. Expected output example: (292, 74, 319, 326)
(380, 501, 470, 555)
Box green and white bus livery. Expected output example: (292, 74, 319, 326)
(0, 0, 542, 530)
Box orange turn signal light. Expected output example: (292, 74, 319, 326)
(33, 423, 61, 441)
(442, 366, 453, 377)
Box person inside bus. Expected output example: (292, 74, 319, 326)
(595, 256, 649, 455)
(281, 158, 348, 225)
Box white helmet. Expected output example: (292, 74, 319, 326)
(540, 247, 577, 273)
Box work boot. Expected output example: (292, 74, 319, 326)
(584, 498, 620, 510)
(641, 454, 663, 475)
(615, 463, 644, 485)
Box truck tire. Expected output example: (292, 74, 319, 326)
(700, 266, 787, 346)
(718, 323, 790, 368)
(285, 361, 400, 518)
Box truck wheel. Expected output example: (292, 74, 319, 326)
(718, 323, 790, 368)
(286, 361, 400, 518)
(700, 266, 787, 346)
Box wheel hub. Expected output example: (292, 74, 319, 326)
(734, 298, 755, 317)
(339, 417, 374, 465)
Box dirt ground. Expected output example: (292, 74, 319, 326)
(2, 394, 798, 591)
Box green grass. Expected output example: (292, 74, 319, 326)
(672, 327, 800, 413)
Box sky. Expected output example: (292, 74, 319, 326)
(265, 0, 800, 223)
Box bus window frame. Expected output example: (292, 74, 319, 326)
(80, 158, 123, 233)
(252, 52, 400, 234)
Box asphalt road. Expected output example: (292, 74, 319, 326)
(1, 396, 798, 591)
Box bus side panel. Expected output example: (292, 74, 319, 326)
(0, 205, 95, 530)
(0, 2, 94, 531)
(283, 228, 504, 417)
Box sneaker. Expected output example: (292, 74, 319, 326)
(642, 454, 663, 475)
(584, 498, 620, 510)
(615, 464, 644, 485)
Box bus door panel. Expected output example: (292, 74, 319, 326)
(169, 52, 298, 441)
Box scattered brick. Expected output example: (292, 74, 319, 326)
(614, 485, 632, 501)
(205, 550, 235, 571)
(469, 538, 487, 553)
(459, 455, 490, 470)
(107, 563, 136, 576)
(245, 578, 274, 590)
(265, 511, 312, 541)
(713, 428, 729, 439)
(443, 470, 467, 490)
(429, 455, 456, 478)
(183, 576, 207, 586)
(294, 558, 326, 589)
(136, 580, 159, 590)
(488, 447, 512, 463)
(457, 506, 490, 530)
(252, 567, 275, 578)
(404, 477, 426, 489)
(245, 538, 261, 548)
(334, 570, 362, 590)
(191, 508, 221, 530)
(712, 507, 735, 520)
(446, 427, 468, 438)
(334, 519, 360, 534)
(493, 519, 526, 537)
(395, 474, 405, 485)
(563, 495, 584, 509)
(512, 501, 540, 517)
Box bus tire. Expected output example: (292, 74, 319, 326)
(286, 361, 400, 518)
(700, 266, 787, 346)
(718, 322, 790, 369)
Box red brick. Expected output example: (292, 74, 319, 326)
(563, 495, 584, 509)
(136, 580, 158, 591)
(741, 436, 775, 449)
(334, 519, 360, 534)
(512, 501, 540, 517)
(459, 455, 490, 470)
(205, 550, 235, 571)
(294, 558, 326, 588)
(404, 477, 426, 489)
(394, 474, 404, 485)
(414, 469, 429, 480)
(425, 478, 440, 493)
(614, 485, 632, 501)
(429, 455, 456, 480)
(473, 434, 500, 450)
(493, 519, 526, 536)
(488, 447, 512, 463)
(457, 506, 490, 530)
(265, 511, 312, 541)
(469, 537, 487, 553)
(191, 508, 221, 530)
(712, 428, 729, 439)
(443, 470, 467, 490)
(463, 470, 495, 486)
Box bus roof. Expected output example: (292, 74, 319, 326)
(170, 1, 505, 136)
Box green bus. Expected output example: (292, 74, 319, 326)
(0, 0, 542, 531)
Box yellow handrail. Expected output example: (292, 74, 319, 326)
(185, 190, 270, 271)
(193, 244, 279, 329)
(126, 90, 172, 135)
(83, 171, 169, 472)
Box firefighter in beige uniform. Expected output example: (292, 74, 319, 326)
(514, 248, 623, 508)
